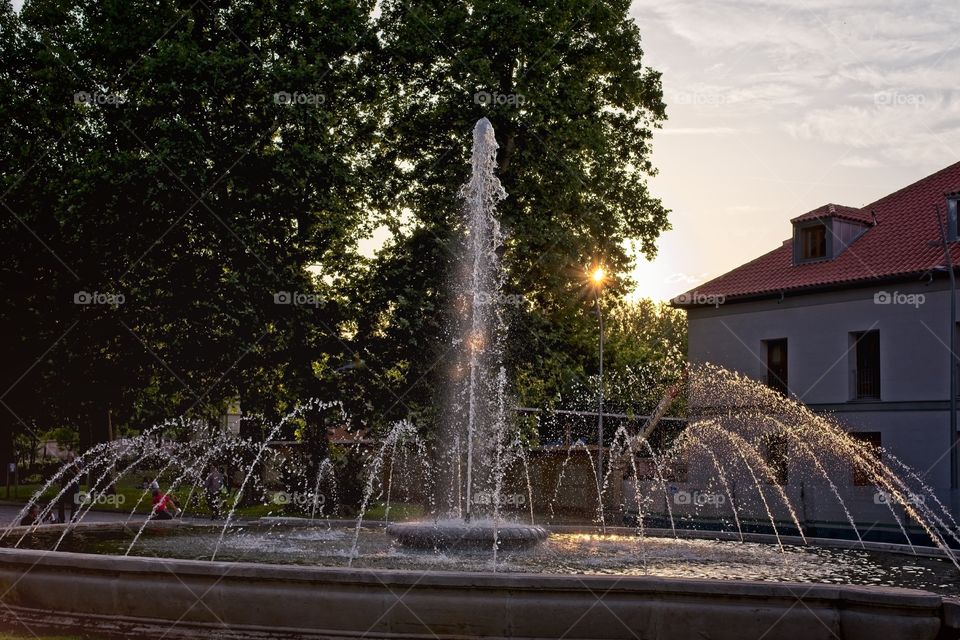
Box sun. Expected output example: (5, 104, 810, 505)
(590, 266, 606, 285)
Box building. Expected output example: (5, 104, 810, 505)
(672, 161, 960, 518)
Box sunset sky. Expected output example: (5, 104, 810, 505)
(628, 0, 960, 300)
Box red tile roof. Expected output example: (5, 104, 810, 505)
(791, 203, 873, 225)
(673, 161, 960, 306)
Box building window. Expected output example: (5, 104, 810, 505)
(765, 338, 788, 395)
(849, 432, 881, 486)
(761, 433, 789, 485)
(956, 322, 960, 398)
(798, 224, 828, 260)
(852, 330, 881, 400)
(948, 194, 959, 241)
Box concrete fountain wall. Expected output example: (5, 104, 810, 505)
(0, 525, 957, 640)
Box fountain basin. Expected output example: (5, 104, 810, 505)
(3, 521, 960, 639)
(0, 536, 952, 640)
(386, 519, 549, 551)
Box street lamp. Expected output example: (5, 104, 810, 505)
(589, 265, 607, 516)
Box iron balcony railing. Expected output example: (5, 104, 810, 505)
(851, 366, 880, 400)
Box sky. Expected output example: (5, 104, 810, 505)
(627, 0, 960, 300)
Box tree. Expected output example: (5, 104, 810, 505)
(0, 0, 379, 448)
(604, 299, 687, 379)
(0, 0, 675, 457)
(588, 298, 686, 414)
(355, 0, 669, 428)
(0, 0, 96, 455)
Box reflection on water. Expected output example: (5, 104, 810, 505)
(11, 525, 960, 595)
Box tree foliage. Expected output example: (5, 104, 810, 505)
(0, 0, 378, 453)
(0, 0, 674, 456)
(355, 0, 670, 424)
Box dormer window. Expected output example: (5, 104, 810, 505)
(799, 224, 827, 260)
(791, 204, 871, 266)
(794, 221, 831, 263)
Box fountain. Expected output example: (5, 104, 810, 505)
(386, 117, 548, 551)
(3, 122, 960, 639)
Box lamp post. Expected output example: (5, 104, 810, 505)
(590, 266, 606, 508)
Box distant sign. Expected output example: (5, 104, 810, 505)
(7, 463, 15, 474)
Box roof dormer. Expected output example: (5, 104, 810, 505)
(791, 203, 872, 265)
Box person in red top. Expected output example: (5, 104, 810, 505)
(151, 488, 180, 520)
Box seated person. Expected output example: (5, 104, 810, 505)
(151, 488, 180, 520)
(19, 504, 42, 527)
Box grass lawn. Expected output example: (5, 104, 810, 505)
(4, 479, 291, 519)
(4, 480, 426, 522)
(363, 502, 424, 521)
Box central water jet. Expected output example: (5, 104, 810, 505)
(387, 118, 548, 550)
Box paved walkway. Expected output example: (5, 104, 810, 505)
(0, 503, 141, 524)
(0, 503, 246, 528)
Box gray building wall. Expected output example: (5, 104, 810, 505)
(680, 278, 957, 525)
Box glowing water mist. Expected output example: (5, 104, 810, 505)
(385, 119, 547, 551)
(452, 117, 507, 522)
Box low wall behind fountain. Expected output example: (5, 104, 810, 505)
(0, 525, 956, 640)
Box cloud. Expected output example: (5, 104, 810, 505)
(663, 271, 712, 286)
(634, 0, 960, 166)
(660, 127, 738, 136)
(633, 0, 959, 95)
(724, 205, 771, 216)
(786, 99, 960, 165)
(837, 155, 883, 169)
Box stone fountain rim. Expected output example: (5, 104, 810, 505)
(0, 536, 944, 604)
(1, 520, 955, 640)
(0, 531, 952, 640)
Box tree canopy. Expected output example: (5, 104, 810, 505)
(0, 0, 673, 461)
(355, 0, 670, 423)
